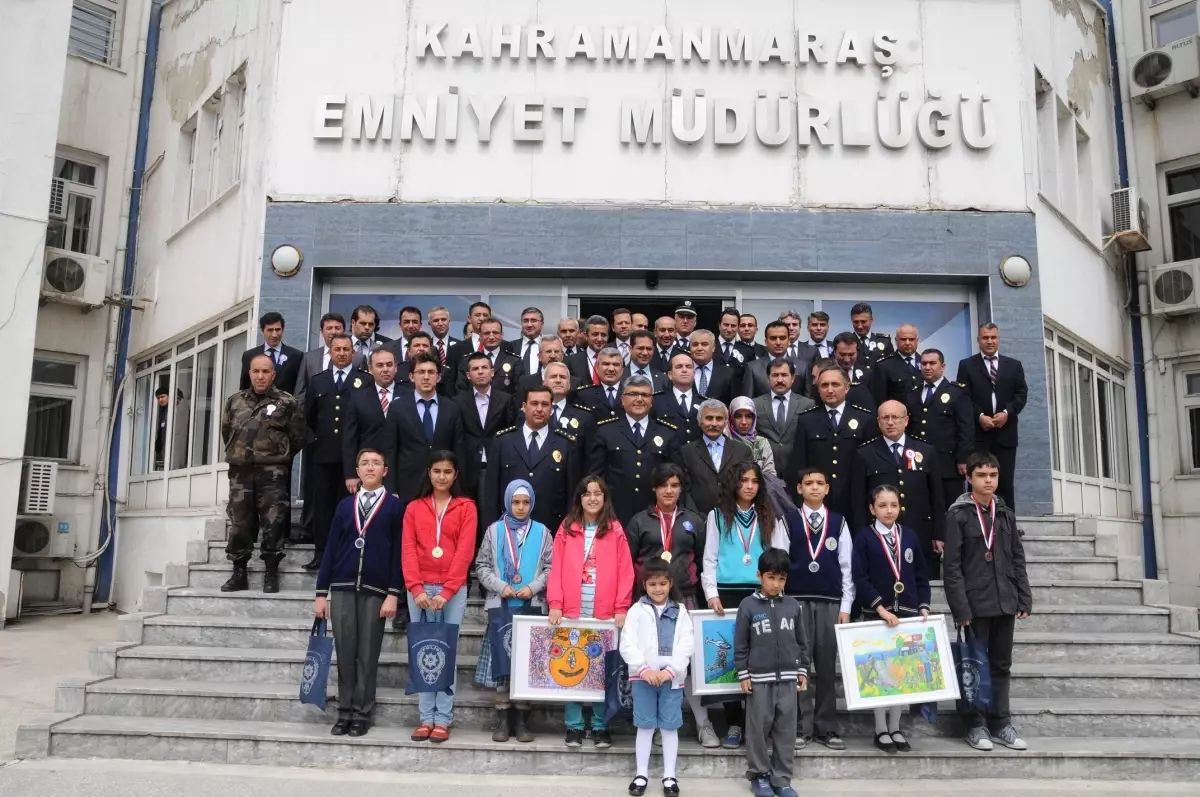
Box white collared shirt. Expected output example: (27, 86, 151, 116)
(522, 424, 545, 449)
(824, 401, 847, 424)
(332, 365, 351, 385)
(321, 347, 332, 371)
(984, 352, 1000, 413)
(377, 382, 395, 407)
(358, 486, 385, 515)
(627, 414, 646, 438)
(674, 387, 693, 413)
(924, 376, 945, 398)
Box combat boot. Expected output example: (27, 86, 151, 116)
(221, 563, 248, 592)
(515, 709, 534, 743)
(262, 559, 280, 594)
(491, 707, 511, 742)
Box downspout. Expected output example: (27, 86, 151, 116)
(92, 0, 165, 605)
(1100, 0, 1162, 579)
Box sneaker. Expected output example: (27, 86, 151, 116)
(815, 731, 845, 751)
(750, 776, 773, 797)
(774, 787, 798, 797)
(993, 724, 1028, 751)
(965, 726, 993, 751)
(697, 724, 720, 749)
(793, 734, 810, 750)
(653, 728, 662, 748)
(565, 729, 584, 748)
(594, 729, 613, 749)
(722, 725, 743, 749)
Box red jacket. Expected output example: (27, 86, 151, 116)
(547, 520, 635, 620)
(402, 496, 477, 600)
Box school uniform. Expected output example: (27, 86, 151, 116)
(783, 505, 855, 740)
(851, 521, 932, 618)
(315, 488, 404, 726)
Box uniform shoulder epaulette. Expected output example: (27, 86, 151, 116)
(872, 332, 893, 340)
(596, 416, 618, 426)
(571, 402, 590, 411)
(798, 404, 820, 415)
(878, 352, 900, 362)
(495, 425, 519, 436)
(655, 417, 679, 431)
(954, 381, 966, 389)
(552, 426, 577, 442)
(860, 435, 881, 447)
(851, 404, 873, 413)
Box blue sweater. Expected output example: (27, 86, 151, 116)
(784, 508, 847, 602)
(315, 492, 405, 597)
(850, 524, 931, 617)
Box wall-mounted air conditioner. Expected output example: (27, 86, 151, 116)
(20, 461, 57, 515)
(1129, 35, 1200, 108)
(1149, 258, 1200, 316)
(11, 518, 74, 559)
(48, 178, 66, 219)
(41, 247, 109, 308)
(1109, 187, 1152, 252)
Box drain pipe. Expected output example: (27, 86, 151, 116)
(92, 0, 165, 606)
(1100, 0, 1161, 579)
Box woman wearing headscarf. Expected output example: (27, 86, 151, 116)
(474, 480, 553, 744)
(729, 396, 798, 517)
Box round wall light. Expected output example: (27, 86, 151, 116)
(999, 255, 1032, 288)
(270, 244, 303, 277)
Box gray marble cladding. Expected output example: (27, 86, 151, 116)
(142, 622, 485, 655)
(1015, 673, 1200, 700)
(1025, 560, 1118, 581)
(52, 733, 230, 764)
(1022, 538, 1098, 557)
(114, 653, 479, 688)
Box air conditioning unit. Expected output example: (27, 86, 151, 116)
(11, 517, 74, 559)
(48, 178, 66, 219)
(1149, 258, 1200, 316)
(1109, 187, 1153, 252)
(41, 247, 109, 308)
(20, 460, 57, 515)
(1129, 35, 1200, 108)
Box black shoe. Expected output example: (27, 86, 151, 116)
(874, 732, 898, 754)
(262, 562, 280, 594)
(662, 777, 680, 797)
(515, 709, 534, 743)
(330, 719, 351, 736)
(628, 776, 648, 796)
(492, 708, 512, 742)
(303, 553, 323, 571)
(565, 729, 583, 748)
(347, 719, 368, 737)
(594, 729, 612, 749)
(890, 731, 911, 752)
(220, 564, 248, 592)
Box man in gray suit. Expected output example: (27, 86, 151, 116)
(742, 320, 806, 400)
(794, 311, 833, 398)
(753, 358, 815, 479)
(295, 312, 369, 405)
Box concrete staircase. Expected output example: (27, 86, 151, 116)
(17, 517, 1200, 781)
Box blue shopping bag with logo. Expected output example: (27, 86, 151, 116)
(952, 625, 993, 713)
(486, 604, 539, 679)
(299, 618, 333, 709)
(604, 649, 633, 724)
(406, 609, 460, 695)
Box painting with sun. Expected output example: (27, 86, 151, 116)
(510, 615, 618, 702)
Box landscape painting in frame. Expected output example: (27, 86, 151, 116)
(835, 615, 961, 710)
(690, 610, 742, 697)
(509, 615, 617, 703)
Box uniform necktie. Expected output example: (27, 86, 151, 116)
(924, 383, 935, 405)
(633, 421, 644, 446)
(892, 442, 904, 467)
(987, 356, 998, 384)
(379, 388, 390, 414)
(698, 365, 709, 396)
(828, 408, 839, 429)
(723, 342, 732, 362)
(335, 371, 344, 391)
(908, 355, 919, 372)
(776, 395, 787, 428)
(678, 338, 689, 350)
(360, 491, 376, 515)
(678, 393, 689, 417)
(809, 511, 824, 534)
(436, 339, 446, 365)
(552, 405, 561, 427)
(524, 339, 536, 374)
(607, 387, 617, 408)
(268, 347, 279, 366)
(528, 431, 540, 458)
(420, 399, 435, 442)
(488, 350, 496, 366)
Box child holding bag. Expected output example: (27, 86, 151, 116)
(474, 480, 553, 743)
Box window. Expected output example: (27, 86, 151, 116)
(1184, 371, 1200, 472)
(1151, 0, 1198, 46)
(25, 353, 86, 462)
(68, 0, 120, 64)
(1035, 73, 1058, 205)
(47, 153, 105, 256)
(1034, 72, 1096, 237)
(1165, 165, 1200, 262)
(176, 69, 247, 225)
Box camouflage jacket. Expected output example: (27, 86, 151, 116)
(221, 387, 309, 466)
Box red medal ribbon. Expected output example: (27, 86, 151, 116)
(355, 491, 386, 538)
(974, 498, 996, 553)
(656, 507, 678, 556)
(802, 508, 828, 563)
(874, 522, 903, 583)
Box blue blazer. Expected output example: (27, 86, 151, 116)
(316, 492, 405, 598)
(850, 524, 931, 617)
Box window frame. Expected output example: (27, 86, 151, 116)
(48, 150, 106, 257)
(1180, 364, 1200, 475)
(67, 0, 122, 66)
(1162, 160, 1200, 264)
(26, 351, 87, 463)
(1146, 0, 1199, 47)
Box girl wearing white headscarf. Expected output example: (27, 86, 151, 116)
(728, 396, 798, 518)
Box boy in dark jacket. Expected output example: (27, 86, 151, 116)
(314, 448, 405, 738)
(734, 549, 811, 797)
(942, 450, 1032, 752)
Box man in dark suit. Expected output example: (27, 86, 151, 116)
(780, 310, 805, 361)
(457, 318, 521, 394)
(381, 306, 423, 363)
(379, 353, 466, 502)
(508, 307, 546, 379)
(787, 364, 876, 517)
(427, 305, 460, 370)
(956, 323, 1028, 512)
(542, 362, 594, 444)
(679, 399, 754, 517)
(303, 334, 373, 569)
(455, 352, 518, 526)
(516, 335, 580, 401)
(832, 332, 877, 412)
(652, 317, 680, 372)
(566, 315, 611, 386)
(743, 321, 804, 399)
(849, 400, 946, 576)
(574, 348, 627, 423)
(869, 324, 923, 405)
(653, 352, 705, 448)
(717, 307, 750, 366)
(586, 375, 681, 524)
(485, 385, 581, 533)
(557, 317, 583, 358)
(689, 330, 739, 404)
(240, 311, 303, 395)
(624, 330, 670, 394)
(445, 302, 513, 387)
(737, 313, 769, 360)
(349, 304, 391, 363)
(294, 312, 353, 406)
(342, 348, 399, 484)
(753, 359, 815, 478)
(907, 348, 975, 507)
(851, 302, 895, 365)
(794, 310, 833, 385)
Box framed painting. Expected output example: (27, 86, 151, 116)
(689, 610, 742, 697)
(509, 615, 618, 703)
(835, 615, 961, 710)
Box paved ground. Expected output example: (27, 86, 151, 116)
(0, 760, 1197, 797)
(0, 611, 119, 761)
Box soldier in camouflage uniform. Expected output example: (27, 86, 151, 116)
(221, 353, 310, 593)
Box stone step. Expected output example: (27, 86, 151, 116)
(1015, 517, 1080, 536)
(1023, 557, 1118, 582)
(76, 677, 1200, 739)
(43, 716, 1200, 780)
(1009, 663, 1200, 700)
(1020, 536, 1097, 558)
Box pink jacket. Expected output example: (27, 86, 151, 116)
(546, 520, 635, 621)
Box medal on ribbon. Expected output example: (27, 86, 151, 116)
(504, 520, 528, 585)
(975, 497, 996, 563)
(803, 509, 828, 574)
(656, 507, 677, 563)
(430, 498, 450, 558)
(737, 516, 758, 566)
(875, 524, 904, 595)
(354, 491, 386, 551)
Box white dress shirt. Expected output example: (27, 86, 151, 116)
(377, 382, 395, 410)
(627, 415, 646, 438)
(794, 504, 857, 614)
(521, 424, 546, 450)
(674, 388, 694, 415)
(824, 400, 847, 426)
(321, 347, 332, 371)
(331, 365, 351, 386)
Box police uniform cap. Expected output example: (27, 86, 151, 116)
(674, 301, 697, 317)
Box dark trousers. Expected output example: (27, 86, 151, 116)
(796, 600, 839, 738)
(225, 464, 289, 564)
(976, 441, 1017, 513)
(331, 590, 386, 721)
(965, 614, 1015, 731)
(308, 461, 345, 554)
(718, 587, 755, 730)
(745, 680, 798, 786)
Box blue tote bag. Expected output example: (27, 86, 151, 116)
(406, 609, 460, 695)
(299, 618, 333, 709)
(952, 625, 993, 713)
(486, 604, 538, 679)
(604, 649, 633, 724)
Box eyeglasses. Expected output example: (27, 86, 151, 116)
(878, 415, 908, 422)
(624, 392, 653, 399)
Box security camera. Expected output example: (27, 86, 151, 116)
(645, 272, 659, 290)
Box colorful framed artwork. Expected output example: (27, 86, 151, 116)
(689, 610, 742, 697)
(509, 615, 618, 703)
(835, 615, 961, 710)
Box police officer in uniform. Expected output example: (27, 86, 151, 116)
(485, 384, 581, 534)
(653, 351, 705, 447)
(221, 354, 309, 593)
(869, 324, 923, 405)
(586, 375, 680, 524)
(787, 363, 875, 518)
(831, 333, 877, 412)
(574, 347, 627, 423)
(850, 302, 895, 365)
(849, 400, 946, 576)
(907, 348, 975, 507)
(542, 362, 594, 445)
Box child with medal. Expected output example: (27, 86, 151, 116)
(313, 448, 404, 739)
(850, 484, 931, 754)
(473, 480, 553, 743)
(402, 451, 477, 743)
(781, 467, 855, 750)
(624, 463, 718, 748)
(700, 462, 789, 750)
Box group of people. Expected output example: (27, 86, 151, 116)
(218, 299, 1034, 794)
